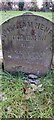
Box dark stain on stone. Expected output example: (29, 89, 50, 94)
(2, 62, 4, 72)
(31, 28, 35, 35)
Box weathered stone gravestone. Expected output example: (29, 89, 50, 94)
(1, 13, 54, 75)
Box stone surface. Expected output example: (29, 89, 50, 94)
(29, 79, 40, 85)
(28, 74, 38, 79)
(1, 13, 54, 75)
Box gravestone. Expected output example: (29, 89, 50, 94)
(1, 13, 54, 75)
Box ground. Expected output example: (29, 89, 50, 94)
(0, 70, 54, 118)
(0, 11, 54, 119)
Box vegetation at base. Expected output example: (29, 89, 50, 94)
(0, 70, 54, 118)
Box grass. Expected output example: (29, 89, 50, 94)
(0, 70, 54, 118)
(0, 11, 54, 25)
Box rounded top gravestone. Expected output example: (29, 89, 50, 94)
(1, 13, 54, 75)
